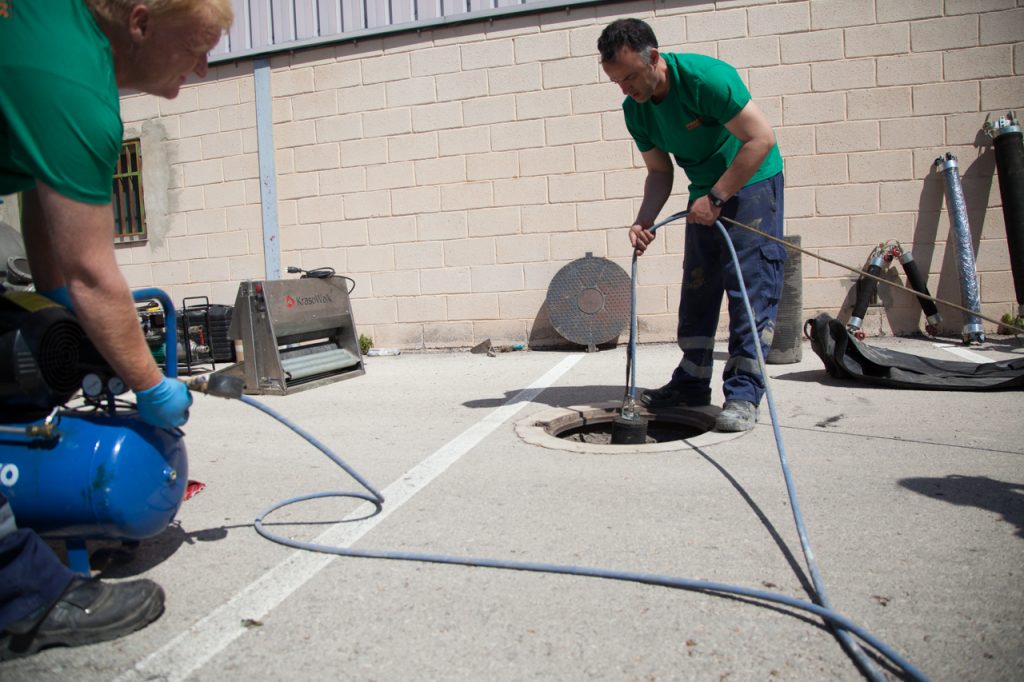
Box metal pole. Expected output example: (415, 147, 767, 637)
(254, 58, 281, 281)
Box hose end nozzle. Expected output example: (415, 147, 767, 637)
(188, 374, 245, 399)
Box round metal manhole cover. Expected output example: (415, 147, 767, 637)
(546, 254, 630, 349)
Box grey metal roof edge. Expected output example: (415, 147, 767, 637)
(208, 0, 609, 66)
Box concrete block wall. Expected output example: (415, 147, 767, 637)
(117, 0, 1024, 349)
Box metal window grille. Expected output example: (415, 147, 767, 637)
(112, 139, 147, 243)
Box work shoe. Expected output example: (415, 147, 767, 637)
(0, 577, 165, 660)
(714, 400, 758, 432)
(640, 382, 711, 409)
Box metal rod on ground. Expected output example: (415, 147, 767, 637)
(935, 153, 986, 344)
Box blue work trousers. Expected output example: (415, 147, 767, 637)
(670, 172, 786, 405)
(0, 492, 73, 631)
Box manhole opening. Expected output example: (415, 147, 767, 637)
(551, 416, 709, 445)
(517, 403, 742, 453)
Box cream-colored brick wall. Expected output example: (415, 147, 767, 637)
(117, 0, 1024, 348)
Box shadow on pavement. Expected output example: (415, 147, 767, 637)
(899, 474, 1024, 539)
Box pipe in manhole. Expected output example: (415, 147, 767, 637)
(515, 402, 747, 454)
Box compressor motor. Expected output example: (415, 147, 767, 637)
(0, 291, 107, 419)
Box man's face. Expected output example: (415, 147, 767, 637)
(602, 46, 659, 103)
(132, 10, 223, 99)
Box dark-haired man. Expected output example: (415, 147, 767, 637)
(598, 17, 786, 432)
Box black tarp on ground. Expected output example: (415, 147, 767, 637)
(804, 313, 1024, 391)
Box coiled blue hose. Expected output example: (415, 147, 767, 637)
(241, 217, 930, 682)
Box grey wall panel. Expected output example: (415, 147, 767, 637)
(249, 0, 274, 49)
(416, 0, 441, 21)
(441, 0, 468, 17)
(294, 0, 319, 39)
(342, 0, 363, 32)
(366, 0, 390, 29)
(210, 0, 601, 63)
(272, 0, 297, 43)
(318, 0, 343, 35)
(391, 0, 415, 25)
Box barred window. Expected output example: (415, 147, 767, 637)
(112, 139, 146, 243)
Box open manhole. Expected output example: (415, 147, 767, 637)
(560, 419, 706, 444)
(516, 402, 746, 454)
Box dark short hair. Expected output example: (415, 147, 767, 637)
(597, 18, 659, 63)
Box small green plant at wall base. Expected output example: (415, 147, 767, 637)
(998, 313, 1023, 336)
(359, 334, 373, 355)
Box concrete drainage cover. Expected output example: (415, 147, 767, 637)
(515, 402, 747, 454)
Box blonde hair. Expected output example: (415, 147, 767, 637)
(87, 0, 233, 31)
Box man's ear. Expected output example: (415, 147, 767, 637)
(649, 48, 660, 66)
(127, 4, 151, 43)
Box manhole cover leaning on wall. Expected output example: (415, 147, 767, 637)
(546, 253, 631, 351)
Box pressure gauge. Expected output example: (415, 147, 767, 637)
(82, 373, 104, 398)
(108, 377, 127, 396)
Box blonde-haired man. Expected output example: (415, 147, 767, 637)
(0, 0, 231, 659)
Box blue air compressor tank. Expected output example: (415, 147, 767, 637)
(0, 410, 187, 540)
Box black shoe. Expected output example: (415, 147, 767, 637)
(640, 383, 711, 409)
(0, 577, 164, 660)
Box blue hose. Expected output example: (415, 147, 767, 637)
(711, 220, 886, 682)
(239, 217, 930, 682)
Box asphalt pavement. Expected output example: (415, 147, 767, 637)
(2, 334, 1023, 682)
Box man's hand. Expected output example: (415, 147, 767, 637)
(136, 377, 193, 429)
(629, 223, 656, 254)
(687, 194, 721, 227)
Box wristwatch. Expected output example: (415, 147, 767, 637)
(707, 190, 727, 208)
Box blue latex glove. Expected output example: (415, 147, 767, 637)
(39, 286, 73, 309)
(136, 377, 193, 429)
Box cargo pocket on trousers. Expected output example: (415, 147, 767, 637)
(759, 242, 787, 305)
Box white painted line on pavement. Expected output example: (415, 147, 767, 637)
(933, 343, 991, 364)
(116, 353, 584, 682)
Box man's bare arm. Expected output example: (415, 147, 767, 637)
(630, 148, 675, 253)
(23, 184, 164, 392)
(714, 100, 775, 199)
(635, 148, 675, 228)
(687, 100, 775, 226)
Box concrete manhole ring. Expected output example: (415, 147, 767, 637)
(515, 401, 747, 454)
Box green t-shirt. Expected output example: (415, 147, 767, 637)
(623, 52, 783, 198)
(0, 0, 122, 204)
